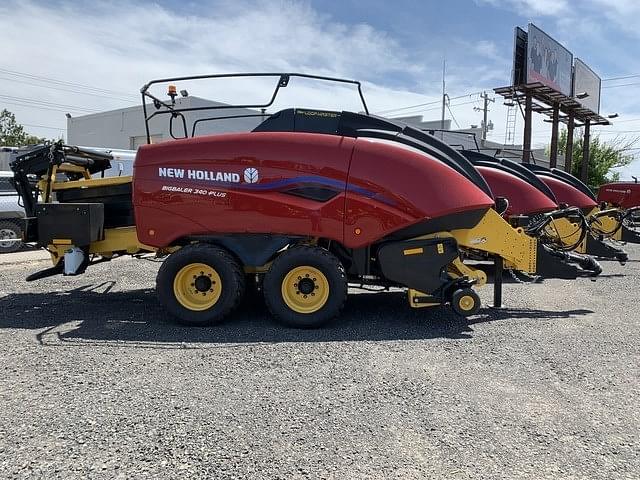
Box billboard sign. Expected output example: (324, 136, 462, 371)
(512, 26, 528, 86)
(573, 58, 601, 114)
(526, 24, 573, 96)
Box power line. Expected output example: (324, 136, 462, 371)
(602, 74, 640, 82)
(0, 94, 99, 113)
(375, 91, 482, 115)
(0, 100, 95, 114)
(22, 123, 66, 131)
(0, 94, 99, 111)
(375, 99, 440, 115)
(382, 92, 480, 115)
(0, 75, 138, 103)
(0, 67, 138, 98)
(446, 102, 461, 129)
(388, 99, 480, 118)
(602, 82, 640, 89)
(443, 99, 480, 109)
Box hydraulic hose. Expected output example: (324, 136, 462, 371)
(526, 207, 581, 235)
(622, 206, 640, 226)
(588, 206, 640, 237)
(526, 207, 589, 251)
(589, 210, 624, 237)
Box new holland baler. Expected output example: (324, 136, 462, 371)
(598, 180, 640, 211)
(459, 150, 628, 264)
(522, 164, 640, 245)
(10, 73, 600, 328)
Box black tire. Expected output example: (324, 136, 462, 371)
(263, 245, 347, 328)
(156, 243, 245, 326)
(451, 288, 481, 317)
(0, 220, 23, 254)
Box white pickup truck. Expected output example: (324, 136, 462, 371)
(0, 170, 24, 253)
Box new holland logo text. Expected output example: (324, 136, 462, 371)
(605, 188, 631, 194)
(159, 167, 242, 183)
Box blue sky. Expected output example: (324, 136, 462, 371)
(1, 0, 639, 176)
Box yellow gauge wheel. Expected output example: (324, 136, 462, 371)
(451, 288, 480, 316)
(458, 295, 476, 312)
(173, 262, 222, 311)
(281, 266, 330, 314)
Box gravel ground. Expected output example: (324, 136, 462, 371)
(0, 246, 638, 479)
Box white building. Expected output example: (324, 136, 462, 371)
(67, 96, 264, 150)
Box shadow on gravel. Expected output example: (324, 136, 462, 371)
(0, 283, 594, 346)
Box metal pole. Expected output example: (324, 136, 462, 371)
(482, 93, 488, 147)
(565, 115, 575, 174)
(477, 92, 495, 148)
(493, 256, 503, 308)
(440, 58, 446, 138)
(581, 119, 591, 183)
(522, 91, 533, 163)
(549, 103, 560, 168)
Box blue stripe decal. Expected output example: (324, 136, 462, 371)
(154, 174, 396, 205)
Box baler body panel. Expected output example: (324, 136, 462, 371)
(133, 131, 494, 250)
(598, 182, 640, 209)
(344, 138, 494, 248)
(133, 132, 354, 247)
(539, 175, 598, 210)
(475, 165, 558, 217)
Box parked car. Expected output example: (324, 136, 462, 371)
(0, 170, 25, 253)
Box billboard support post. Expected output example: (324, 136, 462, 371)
(581, 119, 591, 183)
(522, 91, 533, 163)
(565, 115, 575, 173)
(549, 103, 560, 168)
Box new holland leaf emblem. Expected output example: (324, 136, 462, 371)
(243, 167, 259, 184)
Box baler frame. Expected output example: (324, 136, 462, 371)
(140, 72, 370, 143)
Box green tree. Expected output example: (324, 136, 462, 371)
(0, 109, 47, 146)
(555, 129, 637, 190)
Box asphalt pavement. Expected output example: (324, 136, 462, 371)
(0, 246, 638, 479)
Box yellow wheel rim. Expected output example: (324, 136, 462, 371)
(281, 266, 330, 314)
(458, 295, 476, 312)
(173, 263, 222, 311)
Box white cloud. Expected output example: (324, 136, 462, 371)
(589, 0, 640, 38)
(474, 40, 500, 61)
(477, 0, 570, 16)
(0, 0, 434, 138)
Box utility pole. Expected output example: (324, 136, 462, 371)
(474, 91, 494, 147)
(440, 58, 446, 138)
